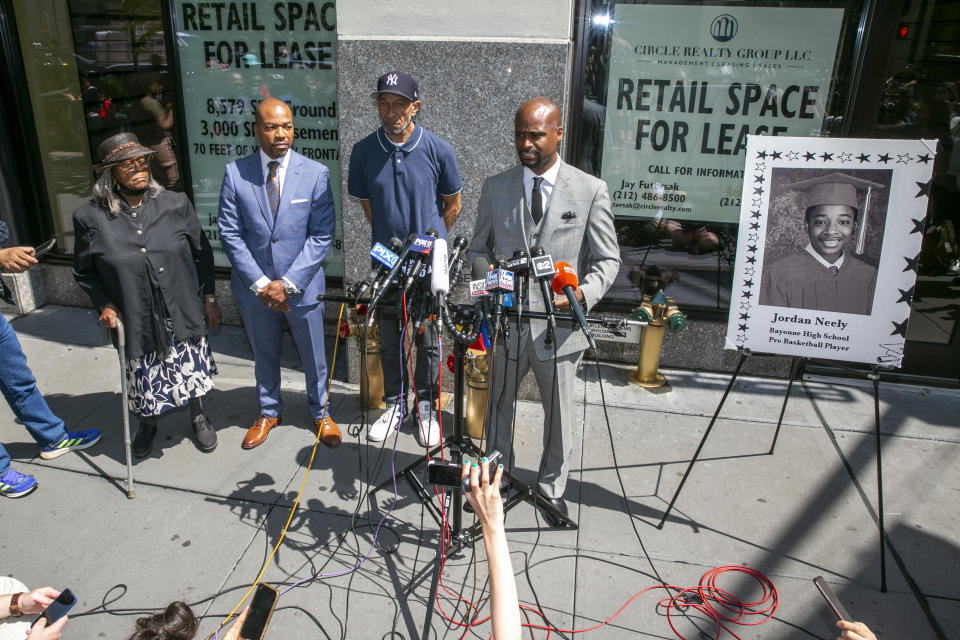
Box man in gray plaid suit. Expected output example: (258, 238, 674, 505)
(468, 97, 620, 526)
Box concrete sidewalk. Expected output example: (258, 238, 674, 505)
(1, 305, 957, 640)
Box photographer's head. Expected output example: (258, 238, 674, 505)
(129, 601, 198, 640)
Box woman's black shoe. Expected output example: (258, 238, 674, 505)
(133, 420, 157, 458)
(193, 414, 218, 452)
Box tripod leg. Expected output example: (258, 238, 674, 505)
(769, 357, 802, 455)
(422, 491, 451, 640)
(872, 370, 887, 592)
(657, 351, 748, 529)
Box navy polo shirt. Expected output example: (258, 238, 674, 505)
(347, 123, 462, 248)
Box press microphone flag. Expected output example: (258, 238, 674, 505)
(401, 229, 438, 295)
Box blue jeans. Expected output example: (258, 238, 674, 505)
(0, 314, 67, 473)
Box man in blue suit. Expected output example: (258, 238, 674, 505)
(218, 98, 340, 449)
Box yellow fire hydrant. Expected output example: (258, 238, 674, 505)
(464, 349, 489, 440)
(340, 309, 386, 410)
(628, 290, 686, 388)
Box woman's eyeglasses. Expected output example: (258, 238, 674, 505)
(118, 157, 149, 172)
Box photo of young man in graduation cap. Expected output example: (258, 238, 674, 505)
(760, 170, 889, 316)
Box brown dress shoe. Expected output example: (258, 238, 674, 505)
(242, 415, 280, 449)
(315, 416, 341, 448)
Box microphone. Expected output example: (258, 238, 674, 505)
(400, 229, 439, 296)
(351, 236, 402, 299)
(485, 256, 513, 331)
(470, 256, 494, 339)
(552, 261, 596, 350)
(505, 248, 529, 308)
(367, 232, 417, 319)
(530, 245, 556, 319)
(428, 237, 449, 328)
(446, 236, 469, 289)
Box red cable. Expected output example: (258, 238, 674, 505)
(434, 565, 778, 640)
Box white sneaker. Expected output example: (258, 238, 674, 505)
(368, 402, 404, 442)
(415, 400, 441, 447)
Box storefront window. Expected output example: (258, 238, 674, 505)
(171, 0, 341, 275)
(10, 0, 341, 277)
(571, 0, 864, 312)
(871, 0, 960, 379)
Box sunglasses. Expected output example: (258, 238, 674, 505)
(118, 157, 149, 172)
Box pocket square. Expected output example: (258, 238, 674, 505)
(561, 211, 577, 220)
(290, 198, 308, 204)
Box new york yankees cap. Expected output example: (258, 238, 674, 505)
(372, 71, 419, 102)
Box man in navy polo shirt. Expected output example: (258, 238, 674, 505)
(347, 71, 462, 446)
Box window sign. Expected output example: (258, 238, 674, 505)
(602, 5, 844, 224)
(172, 1, 341, 274)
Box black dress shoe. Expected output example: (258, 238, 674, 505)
(133, 420, 157, 458)
(540, 497, 571, 528)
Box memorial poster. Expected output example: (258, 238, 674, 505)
(602, 5, 844, 223)
(173, 1, 341, 274)
(725, 135, 936, 367)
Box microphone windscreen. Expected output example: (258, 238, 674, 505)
(551, 261, 578, 294)
(472, 256, 490, 280)
(431, 237, 449, 294)
(388, 237, 403, 252)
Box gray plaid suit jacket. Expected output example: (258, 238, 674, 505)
(468, 158, 620, 360)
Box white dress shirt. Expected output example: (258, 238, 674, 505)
(252, 150, 298, 293)
(523, 159, 561, 223)
(804, 243, 845, 270)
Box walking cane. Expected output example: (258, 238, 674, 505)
(112, 317, 136, 498)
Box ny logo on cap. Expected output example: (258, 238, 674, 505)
(386, 73, 398, 86)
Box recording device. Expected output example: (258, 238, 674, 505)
(351, 237, 402, 299)
(239, 583, 279, 640)
(367, 233, 418, 319)
(32, 589, 76, 627)
(530, 246, 557, 340)
(33, 237, 57, 258)
(470, 257, 494, 336)
(400, 229, 438, 296)
(813, 575, 852, 621)
(426, 450, 502, 491)
(552, 261, 596, 350)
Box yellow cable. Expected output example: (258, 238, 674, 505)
(206, 303, 346, 640)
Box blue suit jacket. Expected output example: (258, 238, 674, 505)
(218, 150, 335, 307)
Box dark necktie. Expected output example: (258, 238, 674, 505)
(531, 176, 544, 225)
(266, 160, 280, 218)
(830, 265, 839, 277)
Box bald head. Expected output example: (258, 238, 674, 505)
(514, 97, 562, 174)
(255, 98, 291, 124)
(254, 98, 293, 159)
(515, 97, 562, 128)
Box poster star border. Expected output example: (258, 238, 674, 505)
(724, 135, 937, 367)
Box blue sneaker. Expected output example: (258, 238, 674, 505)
(0, 468, 38, 498)
(39, 429, 102, 460)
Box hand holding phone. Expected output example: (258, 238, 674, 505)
(239, 583, 278, 640)
(31, 589, 76, 628)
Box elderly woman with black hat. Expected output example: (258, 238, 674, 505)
(73, 132, 222, 457)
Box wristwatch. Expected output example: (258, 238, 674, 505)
(9, 592, 24, 617)
(281, 280, 298, 296)
(204, 295, 216, 304)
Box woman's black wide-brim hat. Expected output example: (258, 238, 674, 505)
(93, 132, 156, 173)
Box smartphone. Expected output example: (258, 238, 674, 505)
(813, 575, 852, 621)
(33, 237, 56, 258)
(239, 583, 279, 640)
(32, 589, 76, 627)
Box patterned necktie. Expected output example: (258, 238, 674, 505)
(531, 176, 544, 225)
(266, 160, 280, 218)
(830, 265, 839, 277)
